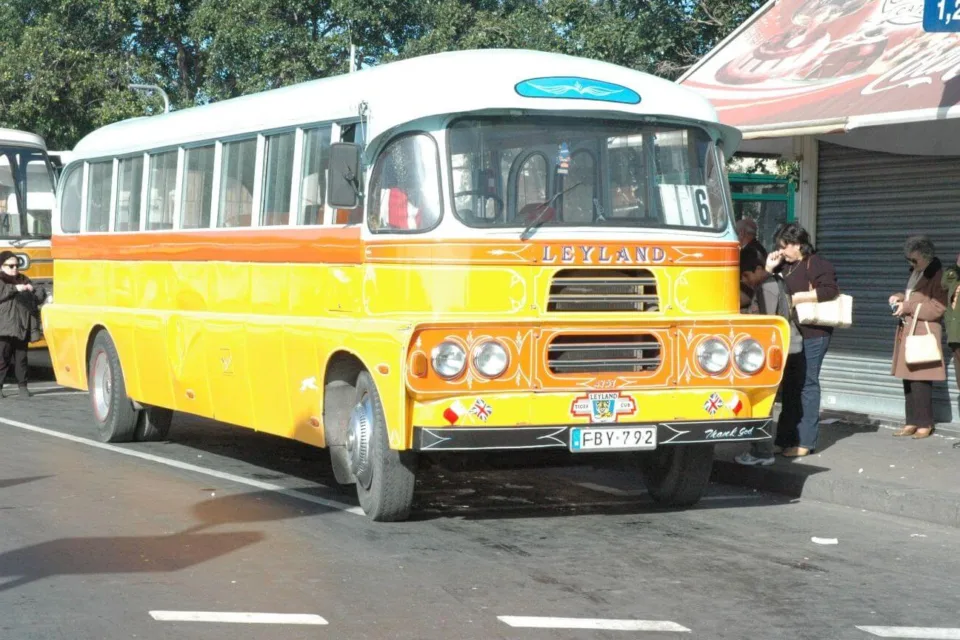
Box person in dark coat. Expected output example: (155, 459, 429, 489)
(889, 236, 947, 439)
(0, 250, 45, 398)
(765, 222, 839, 457)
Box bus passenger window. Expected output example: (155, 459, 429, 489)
(261, 132, 294, 226)
(298, 126, 331, 225)
(181, 146, 214, 229)
(85, 161, 112, 233)
(368, 133, 441, 232)
(116, 156, 143, 232)
(60, 167, 82, 233)
(218, 139, 256, 228)
(146, 151, 177, 230)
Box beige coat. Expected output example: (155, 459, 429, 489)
(891, 258, 947, 381)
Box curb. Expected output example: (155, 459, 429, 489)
(711, 459, 960, 529)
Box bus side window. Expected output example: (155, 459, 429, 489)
(335, 123, 364, 225)
(218, 138, 256, 228)
(146, 151, 177, 230)
(181, 145, 214, 229)
(60, 166, 82, 233)
(85, 161, 113, 233)
(298, 126, 331, 225)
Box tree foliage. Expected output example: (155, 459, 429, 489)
(0, 0, 763, 148)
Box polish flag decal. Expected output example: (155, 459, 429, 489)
(727, 394, 743, 415)
(443, 401, 468, 425)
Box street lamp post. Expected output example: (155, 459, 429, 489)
(128, 83, 171, 114)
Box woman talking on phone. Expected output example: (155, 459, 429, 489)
(0, 250, 45, 398)
(765, 223, 839, 457)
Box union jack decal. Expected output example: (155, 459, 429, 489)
(704, 392, 724, 416)
(470, 399, 493, 422)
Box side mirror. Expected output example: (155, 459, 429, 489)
(327, 142, 362, 209)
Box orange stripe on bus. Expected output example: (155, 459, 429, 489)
(52, 227, 365, 263)
(52, 231, 738, 267)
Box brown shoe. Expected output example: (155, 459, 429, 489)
(912, 427, 934, 439)
(893, 425, 918, 437)
(782, 446, 811, 457)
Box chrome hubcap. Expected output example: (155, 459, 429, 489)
(346, 396, 374, 489)
(91, 351, 112, 423)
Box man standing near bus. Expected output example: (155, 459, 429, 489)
(737, 218, 766, 312)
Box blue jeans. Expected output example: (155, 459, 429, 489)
(776, 335, 831, 451)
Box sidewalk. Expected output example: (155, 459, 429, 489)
(711, 411, 960, 528)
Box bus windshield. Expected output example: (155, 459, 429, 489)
(449, 116, 730, 234)
(0, 146, 55, 239)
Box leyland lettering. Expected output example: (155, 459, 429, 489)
(541, 245, 668, 265)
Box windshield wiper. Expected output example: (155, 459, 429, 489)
(520, 181, 583, 241)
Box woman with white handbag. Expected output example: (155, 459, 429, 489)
(889, 235, 947, 439)
(765, 223, 840, 457)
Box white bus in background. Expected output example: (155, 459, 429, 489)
(0, 128, 58, 350)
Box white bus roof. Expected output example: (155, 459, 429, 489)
(71, 49, 740, 162)
(0, 128, 47, 150)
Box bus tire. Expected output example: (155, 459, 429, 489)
(351, 371, 417, 522)
(639, 444, 714, 507)
(323, 379, 357, 486)
(135, 406, 173, 442)
(87, 331, 138, 443)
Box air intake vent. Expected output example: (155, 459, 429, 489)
(548, 269, 658, 312)
(547, 334, 662, 375)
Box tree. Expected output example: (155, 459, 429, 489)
(0, 0, 765, 148)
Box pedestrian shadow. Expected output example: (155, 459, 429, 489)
(0, 490, 333, 593)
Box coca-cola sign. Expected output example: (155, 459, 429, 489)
(681, 0, 960, 127)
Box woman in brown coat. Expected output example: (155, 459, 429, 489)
(888, 235, 947, 439)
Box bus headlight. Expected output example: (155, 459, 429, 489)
(696, 337, 730, 375)
(734, 339, 765, 374)
(473, 340, 509, 378)
(431, 341, 467, 379)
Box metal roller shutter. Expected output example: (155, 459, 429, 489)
(817, 141, 960, 423)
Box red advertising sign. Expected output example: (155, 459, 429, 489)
(681, 0, 960, 128)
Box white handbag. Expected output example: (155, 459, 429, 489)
(794, 293, 853, 329)
(904, 304, 942, 366)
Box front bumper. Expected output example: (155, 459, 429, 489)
(413, 418, 772, 452)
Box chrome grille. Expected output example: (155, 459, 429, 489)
(547, 334, 662, 375)
(547, 269, 658, 312)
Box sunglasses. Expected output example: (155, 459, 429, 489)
(1, 262, 18, 269)
(906, 258, 918, 266)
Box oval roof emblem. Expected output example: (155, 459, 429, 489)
(515, 77, 641, 105)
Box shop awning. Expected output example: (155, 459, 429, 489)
(679, 0, 960, 139)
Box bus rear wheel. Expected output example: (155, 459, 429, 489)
(639, 444, 714, 507)
(88, 331, 138, 443)
(348, 371, 417, 522)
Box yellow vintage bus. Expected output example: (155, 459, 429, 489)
(0, 128, 57, 350)
(44, 49, 788, 521)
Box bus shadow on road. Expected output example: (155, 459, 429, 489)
(0, 489, 338, 593)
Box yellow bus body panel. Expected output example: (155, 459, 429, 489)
(43, 239, 787, 452)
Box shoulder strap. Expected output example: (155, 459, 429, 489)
(909, 303, 923, 336)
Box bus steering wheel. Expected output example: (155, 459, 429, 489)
(454, 190, 504, 222)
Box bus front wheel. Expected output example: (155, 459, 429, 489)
(348, 371, 417, 522)
(639, 444, 714, 507)
(88, 331, 138, 443)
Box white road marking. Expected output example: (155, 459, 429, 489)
(0, 416, 363, 516)
(857, 627, 960, 639)
(498, 616, 690, 632)
(150, 611, 327, 625)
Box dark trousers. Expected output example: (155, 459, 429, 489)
(953, 346, 960, 392)
(776, 335, 831, 451)
(902, 379, 934, 428)
(0, 337, 27, 388)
